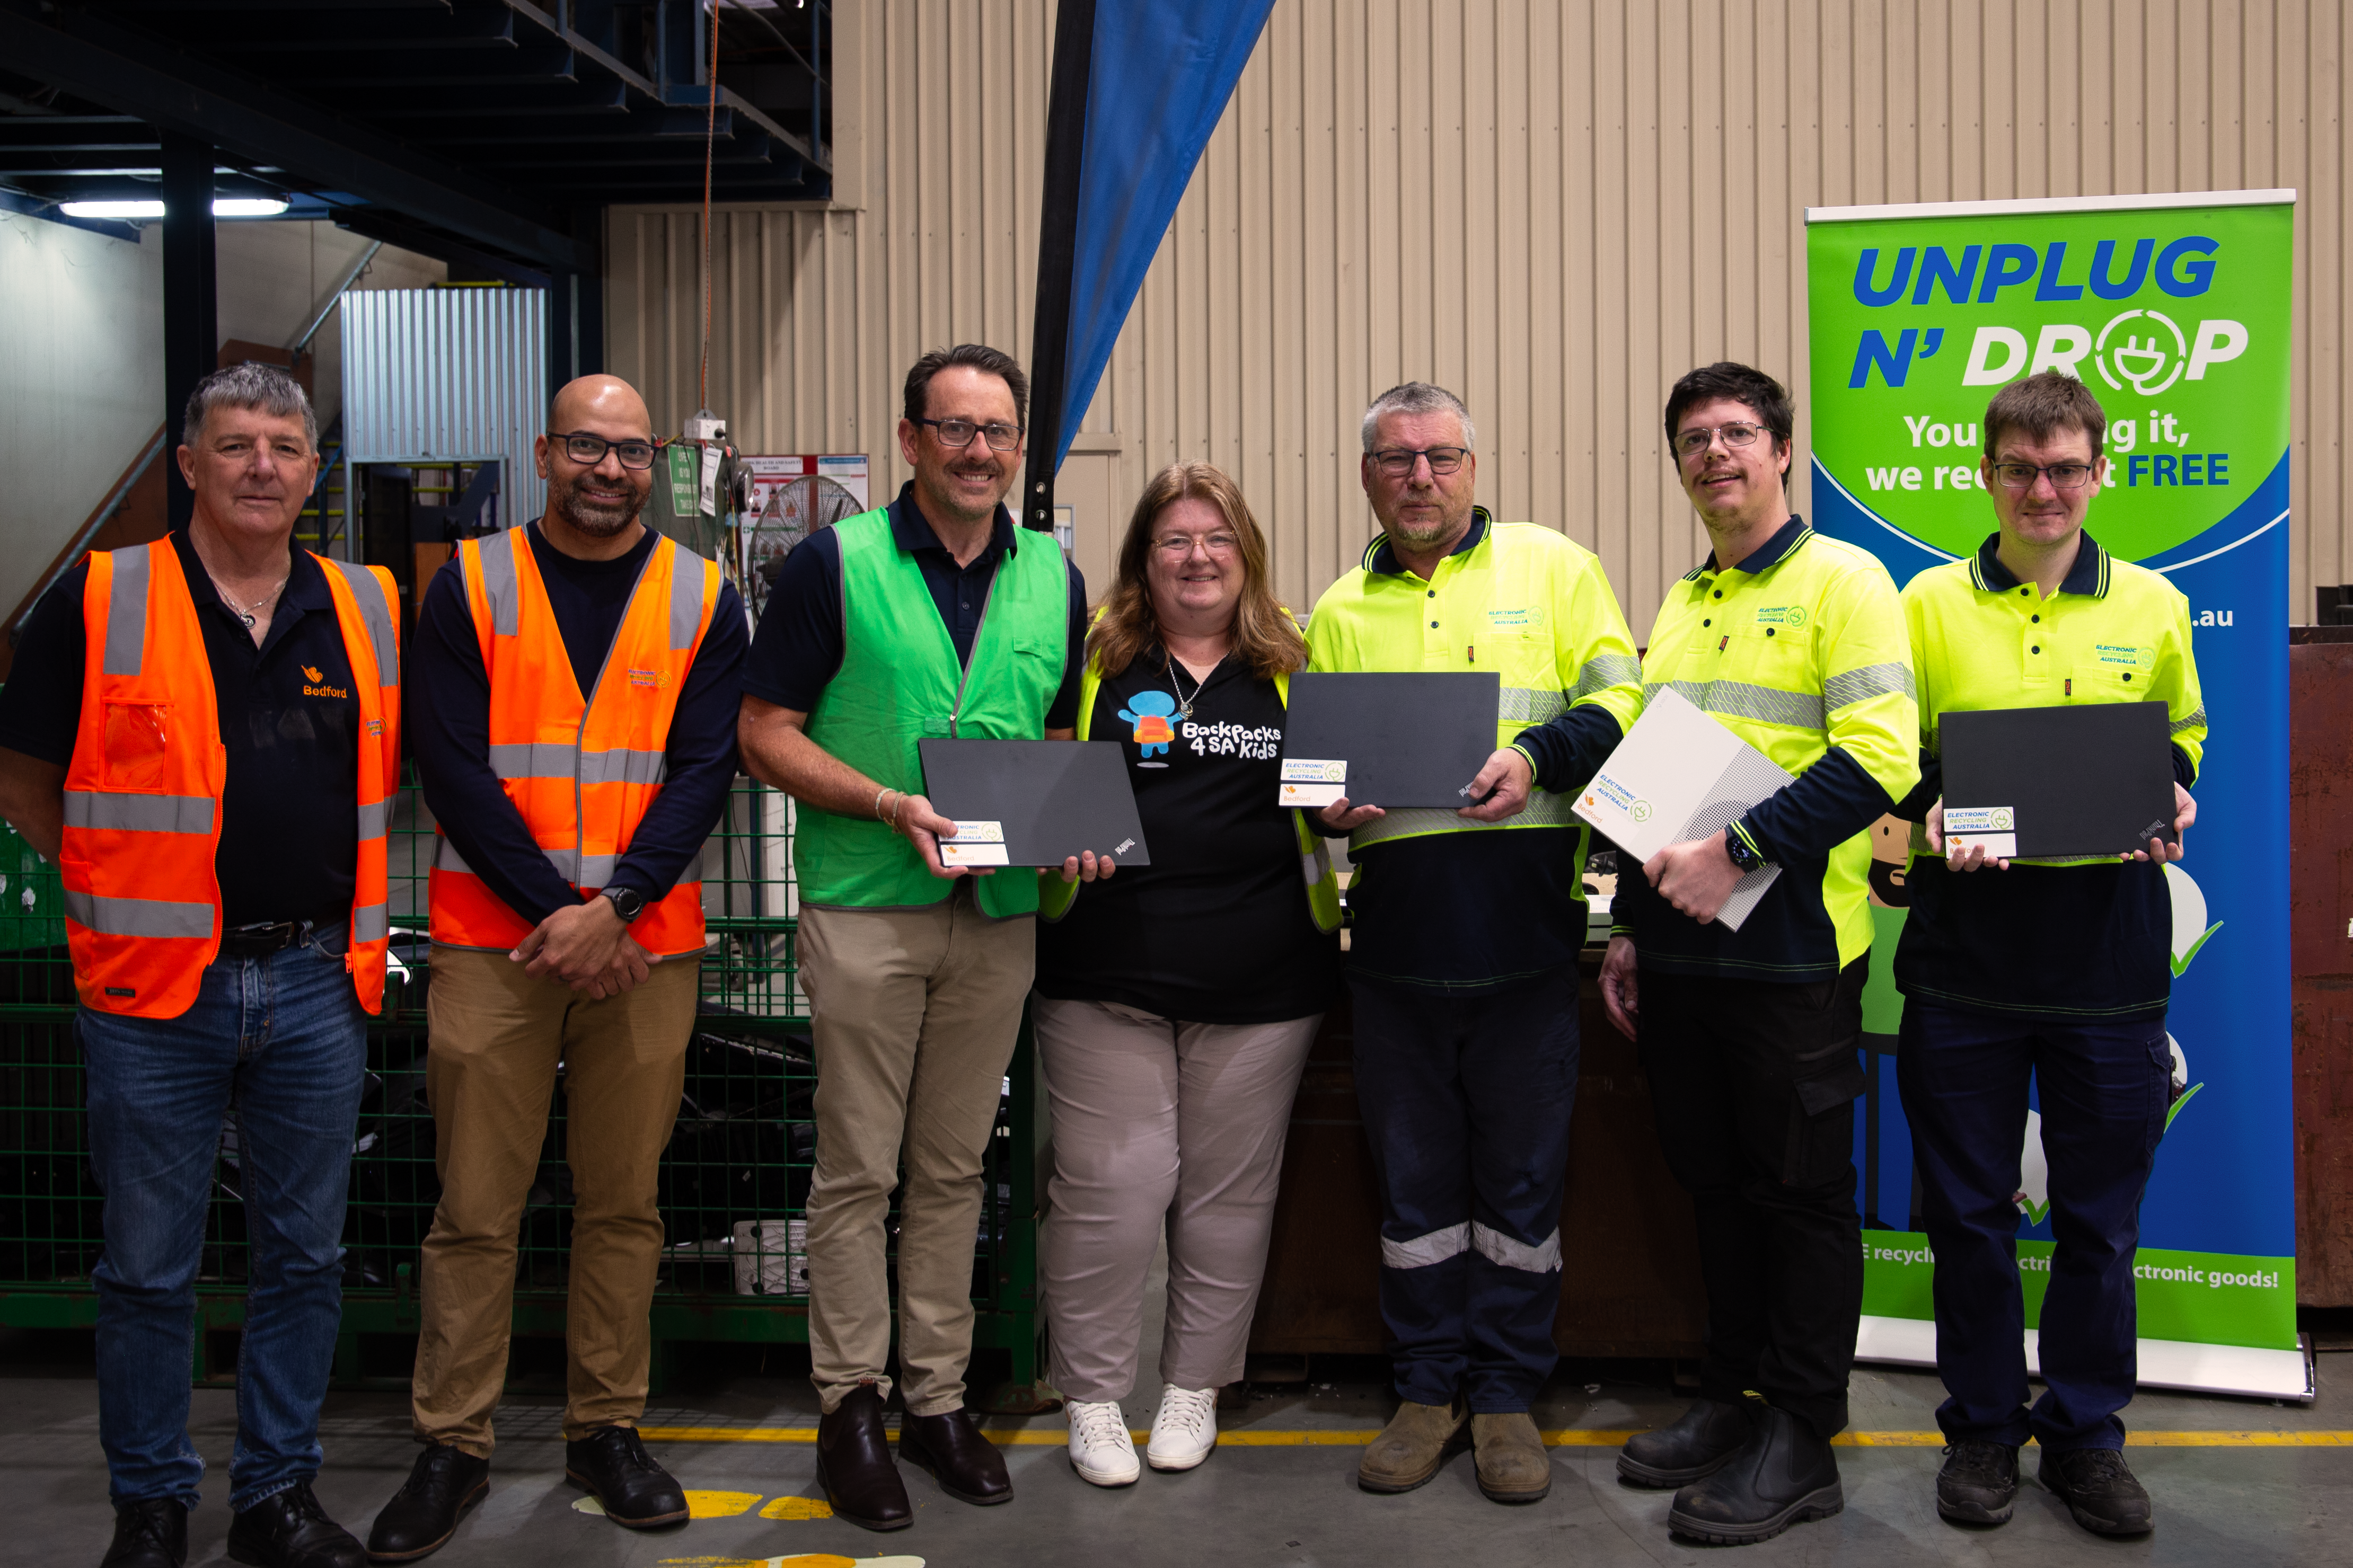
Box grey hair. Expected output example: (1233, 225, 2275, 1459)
(183, 361, 318, 451)
(1360, 381, 1476, 454)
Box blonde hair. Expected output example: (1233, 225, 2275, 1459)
(1086, 461, 1307, 683)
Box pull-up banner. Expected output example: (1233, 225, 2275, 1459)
(1805, 190, 2305, 1399)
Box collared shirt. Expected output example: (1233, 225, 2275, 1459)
(1893, 529, 2205, 1021)
(742, 481, 1087, 724)
(0, 529, 363, 930)
(411, 521, 749, 929)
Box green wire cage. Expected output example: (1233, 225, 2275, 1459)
(0, 773, 1050, 1410)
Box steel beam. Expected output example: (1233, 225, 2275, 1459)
(161, 132, 215, 531)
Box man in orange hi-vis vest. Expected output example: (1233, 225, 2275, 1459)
(0, 364, 399, 1568)
(364, 375, 745, 1563)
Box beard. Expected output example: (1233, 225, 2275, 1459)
(1388, 504, 1468, 544)
(552, 473, 642, 537)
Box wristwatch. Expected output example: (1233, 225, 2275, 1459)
(1722, 827, 1768, 875)
(598, 884, 647, 924)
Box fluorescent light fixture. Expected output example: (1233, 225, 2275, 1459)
(57, 197, 289, 220)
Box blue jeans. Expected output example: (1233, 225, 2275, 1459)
(80, 933, 368, 1510)
(1349, 969, 1579, 1413)
(1897, 1002, 2171, 1451)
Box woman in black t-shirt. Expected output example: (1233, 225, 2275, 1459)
(1035, 461, 1340, 1488)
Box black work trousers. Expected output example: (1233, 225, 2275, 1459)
(1636, 959, 1869, 1440)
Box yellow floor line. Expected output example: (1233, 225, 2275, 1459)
(637, 1425, 2353, 1450)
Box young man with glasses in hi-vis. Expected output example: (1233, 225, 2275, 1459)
(368, 375, 747, 1562)
(737, 346, 1090, 1532)
(1891, 371, 2200, 1540)
(1306, 382, 1643, 1508)
(1601, 362, 1918, 1546)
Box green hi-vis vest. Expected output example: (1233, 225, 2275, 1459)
(1302, 514, 1644, 862)
(1037, 654, 1343, 933)
(795, 507, 1069, 916)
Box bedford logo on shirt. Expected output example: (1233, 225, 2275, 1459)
(301, 665, 349, 699)
(1755, 605, 1809, 628)
(628, 668, 668, 688)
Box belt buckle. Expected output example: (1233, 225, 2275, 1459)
(223, 921, 301, 955)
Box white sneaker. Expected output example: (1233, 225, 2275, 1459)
(1146, 1384, 1220, 1472)
(1065, 1398, 1140, 1486)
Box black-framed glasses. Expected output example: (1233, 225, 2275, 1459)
(1370, 445, 1469, 477)
(1672, 422, 1773, 459)
(1990, 461, 2096, 490)
(918, 417, 1024, 452)
(553, 431, 659, 469)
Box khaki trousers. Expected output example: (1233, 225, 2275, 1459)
(410, 945, 700, 1454)
(798, 887, 1034, 1416)
(1034, 997, 1320, 1402)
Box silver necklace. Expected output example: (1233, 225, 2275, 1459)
(1164, 650, 1217, 719)
(217, 575, 288, 628)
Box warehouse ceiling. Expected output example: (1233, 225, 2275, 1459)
(0, 0, 830, 280)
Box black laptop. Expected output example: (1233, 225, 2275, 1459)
(1275, 671, 1502, 810)
(1938, 702, 2178, 859)
(916, 739, 1151, 868)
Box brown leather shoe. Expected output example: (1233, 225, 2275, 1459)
(897, 1407, 1012, 1506)
(1357, 1398, 1470, 1494)
(816, 1386, 912, 1532)
(1471, 1411, 1554, 1503)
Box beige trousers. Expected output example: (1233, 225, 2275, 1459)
(410, 945, 700, 1454)
(798, 886, 1035, 1416)
(1035, 996, 1321, 1403)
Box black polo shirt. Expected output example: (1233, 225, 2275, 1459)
(742, 481, 1087, 724)
(0, 529, 363, 931)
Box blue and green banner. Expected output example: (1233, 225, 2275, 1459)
(1805, 191, 2301, 1395)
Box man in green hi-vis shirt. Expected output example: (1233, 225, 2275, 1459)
(738, 345, 1090, 1534)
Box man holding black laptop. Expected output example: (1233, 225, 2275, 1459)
(1599, 362, 1919, 1546)
(737, 344, 1088, 1531)
(1893, 370, 2201, 1539)
(1306, 381, 1643, 1506)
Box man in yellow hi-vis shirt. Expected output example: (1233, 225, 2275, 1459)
(1600, 363, 1919, 1546)
(1894, 371, 2200, 1540)
(1306, 382, 1643, 1507)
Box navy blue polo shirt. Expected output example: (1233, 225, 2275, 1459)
(742, 480, 1088, 724)
(0, 529, 364, 931)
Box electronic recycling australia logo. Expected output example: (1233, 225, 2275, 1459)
(2094, 309, 2191, 396)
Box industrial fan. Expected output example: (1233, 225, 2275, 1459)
(743, 473, 863, 621)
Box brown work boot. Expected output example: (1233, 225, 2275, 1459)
(1356, 1398, 1469, 1494)
(1471, 1411, 1553, 1503)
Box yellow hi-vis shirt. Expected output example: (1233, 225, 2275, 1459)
(1303, 510, 1644, 857)
(1615, 517, 1920, 978)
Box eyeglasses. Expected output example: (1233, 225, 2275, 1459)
(1672, 422, 1773, 459)
(1369, 446, 1469, 477)
(1151, 532, 1240, 559)
(1990, 461, 2096, 490)
(553, 431, 659, 469)
(917, 417, 1024, 452)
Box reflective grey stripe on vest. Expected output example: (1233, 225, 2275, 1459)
(63, 888, 213, 940)
(1472, 1221, 1562, 1274)
(1644, 678, 1826, 731)
(323, 557, 401, 686)
(2171, 703, 2207, 737)
(477, 527, 520, 636)
(352, 903, 389, 942)
(545, 848, 620, 885)
(1821, 660, 1916, 712)
(63, 791, 214, 835)
(104, 545, 150, 676)
(1573, 652, 1643, 701)
(1381, 1222, 1470, 1271)
(487, 741, 580, 780)
(1498, 685, 1567, 724)
(357, 798, 391, 842)
(1348, 789, 1576, 852)
(579, 748, 668, 786)
(669, 544, 708, 649)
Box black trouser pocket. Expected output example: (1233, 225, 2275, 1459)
(1781, 1053, 1866, 1187)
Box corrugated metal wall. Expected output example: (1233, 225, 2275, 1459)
(340, 287, 549, 535)
(609, 0, 2349, 628)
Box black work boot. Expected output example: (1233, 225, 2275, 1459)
(1617, 1396, 1753, 1487)
(563, 1427, 688, 1529)
(1667, 1403, 1844, 1546)
(225, 1481, 367, 1567)
(815, 1385, 912, 1532)
(1936, 1439, 2020, 1525)
(100, 1498, 188, 1568)
(2039, 1446, 2154, 1536)
(366, 1442, 490, 1561)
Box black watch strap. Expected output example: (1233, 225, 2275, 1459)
(1723, 827, 1767, 874)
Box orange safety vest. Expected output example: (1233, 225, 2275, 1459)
(63, 538, 402, 1020)
(428, 525, 722, 958)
